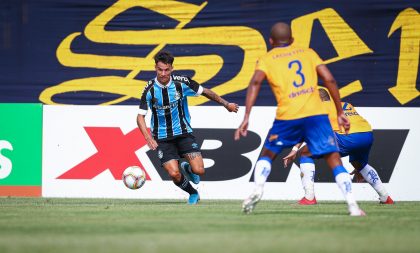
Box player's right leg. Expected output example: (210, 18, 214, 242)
(304, 115, 365, 216)
(242, 149, 276, 214)
(298, 153, 317, 205)
(243, 119, 302, 214)
(158, 140, 199, 204)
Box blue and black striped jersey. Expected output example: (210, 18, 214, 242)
(138, 75, 203, 140)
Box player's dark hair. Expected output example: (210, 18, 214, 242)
(318, 87, 331, 101)
(154, 50, 174, 65)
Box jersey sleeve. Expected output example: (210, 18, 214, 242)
(183, 77, 203, 97)
(309, 49, 323, 67)
(138, 87, 150, 115)
(255, 58, 268, 74)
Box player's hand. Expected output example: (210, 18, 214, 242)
(350, 169, 365, 183)
(234, 118, 249, 140)
(337, 112, 350, 135)
(283, 150, 298, 168)
(225, 102, 239, 113)
(146, 138, 158, 150)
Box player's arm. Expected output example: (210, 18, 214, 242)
(316, 64, 350, 134)
(201, 88, 239, 113)
(234, 70, 266, 140)
(183, 76, 238, 112)
(136, 114, 158, 150)
(282, 142, 307, 167)
(137, 88, 158, 150)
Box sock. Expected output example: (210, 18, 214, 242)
(300, 156, 315, 200)
(254, 157, 272, 186)
(359, 164, 389, 202)
(174, 173, 197, 195)
(333, 165, 358, 208)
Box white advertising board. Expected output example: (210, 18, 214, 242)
(42, 106, 420, 201)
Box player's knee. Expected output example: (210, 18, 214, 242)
(192, 164, 205, 175)
(168, 169, 182, 181)
(301, 148, 311, 157)
(255, 157, 272, 174)
(351, 160, 366, 171)
(254, 157, 272, 185)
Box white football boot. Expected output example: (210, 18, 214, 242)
(348, 203, 366, 216)
(242, 185, 264, 214)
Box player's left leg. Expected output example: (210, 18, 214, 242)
(343, 132, 394, 204)
(162, 159, 199, 204)
(351, 160, 393, 204)
(324, 152, 365, 216)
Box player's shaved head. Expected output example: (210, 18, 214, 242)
(270, 22, 293, 46)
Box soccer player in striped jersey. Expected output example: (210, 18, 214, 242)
(137, 50, 238, 205)
(283, 87, 394, 205)
(235, 22, 365, 216)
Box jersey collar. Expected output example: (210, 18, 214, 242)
(154, 77, 173, 89)
(274, 43, 292, 48)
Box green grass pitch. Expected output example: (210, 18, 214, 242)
(0, 198, 419, 253)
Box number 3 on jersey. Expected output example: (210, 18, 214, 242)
(288, 60, 305, 87)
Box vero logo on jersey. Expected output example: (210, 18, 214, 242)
(173, 75, 189, 83)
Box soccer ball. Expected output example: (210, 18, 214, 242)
(122, 166, 146, 190)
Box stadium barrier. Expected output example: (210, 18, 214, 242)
(42, 105, 420, 201)
(0, 104, 43, 196)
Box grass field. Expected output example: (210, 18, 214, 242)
(0, 198, 419, 253)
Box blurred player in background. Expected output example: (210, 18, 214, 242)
(235, 22, 365, 216)
(137, 50, 238, 204)
(283, 87, 394, 205)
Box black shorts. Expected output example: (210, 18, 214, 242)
(156, 134, 201, 165)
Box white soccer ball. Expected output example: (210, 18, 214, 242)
(122, 166, 146, 190)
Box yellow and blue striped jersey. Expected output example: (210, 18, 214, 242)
(256, 44, 326, 120)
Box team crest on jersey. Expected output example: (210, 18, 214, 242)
(269, 134, 278, 142)
(175, 91, 181, 100)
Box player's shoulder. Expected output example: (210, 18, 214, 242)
(306, 47, 317, 53)
(310, 47, 325, 57)
(302, 47, 320, 56)
(141, 79, 156, 94)
(172, 74, 191, 84)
